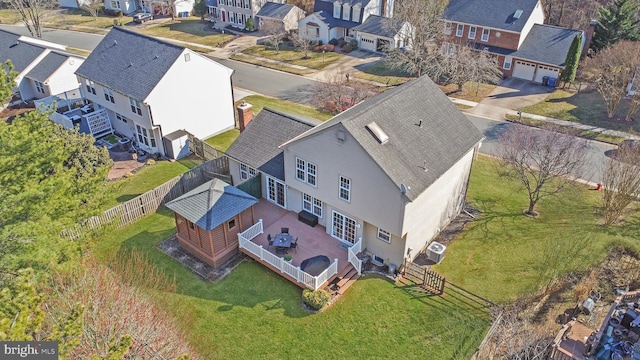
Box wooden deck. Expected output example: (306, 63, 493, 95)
(242, 199, 352, 288)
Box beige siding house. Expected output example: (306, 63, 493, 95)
(226, 76, 483, 268)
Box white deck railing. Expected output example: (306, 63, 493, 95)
(238, 219, 338, 290)
(348, 237, 363, 275)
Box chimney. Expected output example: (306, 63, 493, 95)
(237, 101, 253, 132)
(582, 19, 598, 58)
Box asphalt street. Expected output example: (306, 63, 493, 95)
(1, 25, 613, 182)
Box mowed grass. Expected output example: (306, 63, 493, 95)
(94, 209, 489, 359)
(522, 90, 640, 134)
(45, 9, 119, 29)
(354, 60, 416, 86)
(241, 44, 342, 70)
(140, 18, 235, 48)
(436, 156, 640, 303)
(205, 129, 239, 152)
(103, 156, 203, 209)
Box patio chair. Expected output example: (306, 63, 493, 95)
(281, 227, 289, 234)
(267, 234, 273, 249)
(290, 237, 298, 253)
(276, 247, 287, 255)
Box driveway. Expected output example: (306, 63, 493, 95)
(478, 77, 553, 110)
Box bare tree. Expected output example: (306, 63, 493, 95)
(384, 0, 447, 77)
(80, 0, 104, 20)
(626, 69, 640, 121)
(312, 69, 378, 114)
(4, 0, 56, 38)
(542, 0, 601, 30)
(441, 45, 503, 93)
(581, 41, 640, 119)
(601, 144, 640, 226)
(498, 124, 588, 216)
(290, 32, 312, 59)
(262, 21, 287, 54)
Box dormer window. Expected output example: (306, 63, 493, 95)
(333, 1, 341, 18)
(342, 3, 350, 20)
(352, 4, 361, 22)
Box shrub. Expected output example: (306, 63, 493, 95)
(113, 18, 123, 26)
(104, 9, 122, 17)
(317, 40, 323, 45)
(302, 289, 330, 310)
(342, 44, 353, 53)
(245, 17, 255, 31)
(284, 254, 292, 261)
(349, 39, 358, 49)
(329, 38, 338, 45)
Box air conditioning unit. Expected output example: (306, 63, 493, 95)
(427, 241, 446, 264)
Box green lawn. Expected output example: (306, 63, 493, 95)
(103, 156, 203, 209)
(354, 60, 415, 86)
(436, 156, 640, 303)
(241, 44, 342, 70)
(205, 129, 239, 152)
(94, 209, 489, 359)
(139, 18, 235, 48)
(522, 90, 640, 134)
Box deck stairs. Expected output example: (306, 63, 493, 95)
(328, 264, 361, 295)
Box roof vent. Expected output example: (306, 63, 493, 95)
(337, 129, 346, 142)
(365, 121, 389, 144)
(514, 9, 523, 19)
(400, 183, 410, 194)
(113, 40, 118, 45)
(422, 161, 428, 172)
(9, 41, 19, 48)
(416, 120, 423, 128)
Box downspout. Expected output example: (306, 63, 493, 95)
(146, 104, 165, 157)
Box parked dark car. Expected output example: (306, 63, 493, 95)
(133, 13, 154, 23)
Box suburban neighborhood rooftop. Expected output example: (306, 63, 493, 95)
(512, 24, 584, 67)
(442, 0, 539, 33)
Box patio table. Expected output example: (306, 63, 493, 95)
(274, 234, 293, 248)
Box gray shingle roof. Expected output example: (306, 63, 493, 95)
(75, 27, 184, 101)
(256, 2, 296, 19)
(24, 52, 68, 82)
(165, 178, 258, 231)
(285, 76, 484, 201)
(312, 0, 370, 29)
(0, 29, 46, 73)
(352, 15, 406, 38)
(225, 108, 319, 181)
(206, 0, 217, 6)
(442, 0, 539, 33)
(511, 24, 583, 67)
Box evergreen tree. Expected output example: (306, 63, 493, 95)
(591, 0, 640, 52)
(1, 60, 17, 104)
(560, 34, 582, 84)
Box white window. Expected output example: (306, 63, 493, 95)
(34, 81, 45, 94)
(103, 87, 115, 103)
(129, 97, 142, 116)
(339, 176, 350, 202)
(238, 13, 245, 25)
(468, 26, 476, 39)
(85, 79, 96, 95)
(136, 124, 156, 148)
(444, 22, 452, 35)
(456, 24, 463, 37)
(303, 193, 322, 218)
(372, 254, 384, 265)
(503, 56, 512, 70)
(244, 0, 249, 8)
(332, 210, 357, 244)
(110, 0, 120, 8)
(333, 2, 340, 18)
(352, 5, 361, 21)
(228, 11, 235, 23)
(239, 163, 256, 180)
(306, 24, 319, 38)
(377, 228, 391, 243)
(481, 28, 490, 42)
(342, 4, 350, 20)
(115, 112, 128, 123)
(295, 157, 317, 186)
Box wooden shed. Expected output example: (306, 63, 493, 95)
(165, 178, 258, 268)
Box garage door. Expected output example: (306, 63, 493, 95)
(512, 60, 536, 81)
(359, 37, 376, 52)
(534, 65, 560, 83)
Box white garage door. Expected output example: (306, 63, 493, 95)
(534, 65, 560, 83)
(359, 37, 376, 52)
(512, 60, 536, 81)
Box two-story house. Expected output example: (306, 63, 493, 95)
(74, 27, 234, 157)
(225, 75, 484, 268)
(442, 0, 583, 83)
(0, 29, 84, 105)
(105, 0, 194, 16)
(298, 0, 394, 46)
(206, 0, 286, 29)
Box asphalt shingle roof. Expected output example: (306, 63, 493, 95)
(0, 29, 46, 73)
(511, 24, 583, 67)
(442, 0, 539, 33)
(25, 52, 68, 82)
(206, 0, 217, 6)
(312, 0, 370, 28)
(352, 15, 406, 38)
(285, 76, 484, 201)
(75, 27, 184, 101)
(225, 108, 319, 181)
(165, 178, 258, 231)
(256, 2, 296, 19)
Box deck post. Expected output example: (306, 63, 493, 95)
(258, 245, 264, 260)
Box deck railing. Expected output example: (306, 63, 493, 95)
(348, 237, 363, 274)
(238, 220, 338, 290)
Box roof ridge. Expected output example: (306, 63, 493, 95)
(533, 23, 582, 32)
(261, 107, 316, 127)
(111, 27, 186, 51)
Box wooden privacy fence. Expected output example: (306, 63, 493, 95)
(189, 134, 224, 161)
(61, 157, 229, 240)
(402, 259, 446, 295)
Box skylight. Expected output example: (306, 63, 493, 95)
(514, 9, 523, 19)
(365, 122, 389, 144)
